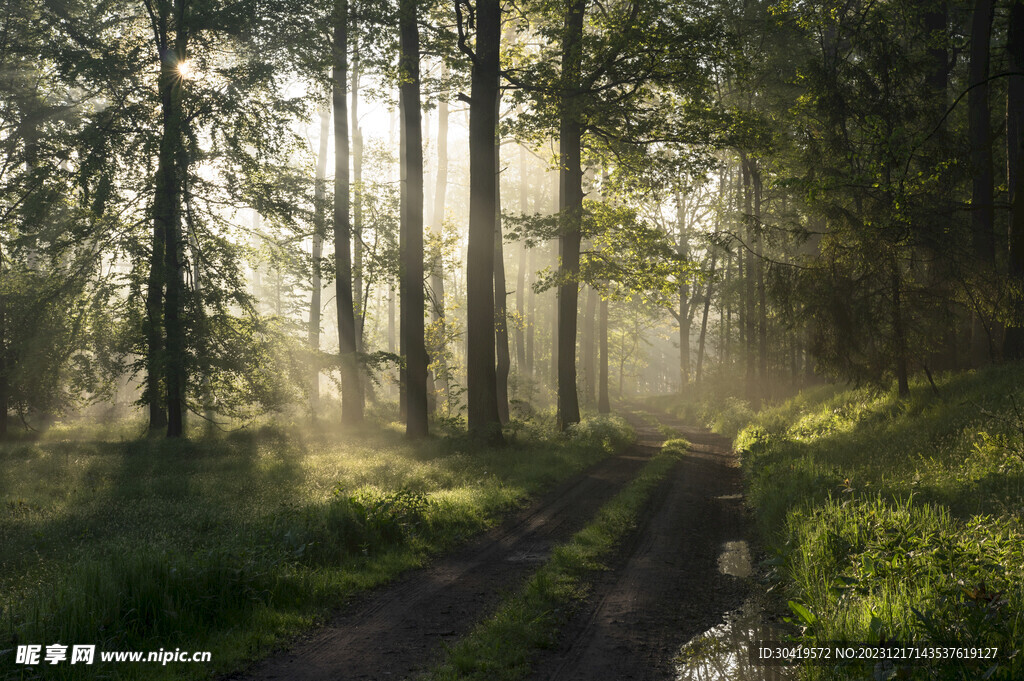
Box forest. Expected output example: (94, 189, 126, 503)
(2, 0, 1023, 679)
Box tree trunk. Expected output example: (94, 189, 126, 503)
(157, 0, 188, 438)
(969, 0, 996, 364)
(465, 0, 502, 440)
(430, 69, 449, 408)
(753, 160, 767, 391)
(515, 145, 529, 375)
(0, 274, 7, 438)
(675, 190, 690, 390)
(399, 0, 428, 437)
(1004, 2, 1024, 358)
(388, 284, 396, 354)
(145, 199, 167, 432)
(741, 154, 757, 403)
(352, 46, 365, 349)
(696, 252, 716, 386)
(556, 0, 586, 430)
(582, 284, 597, 404)
(598, 295, 609, 413)
(494, 121, 511, 424)
(333, 0, 363, 425)
(309, 107, 330, 418)
(526, 245, 536, 377)
(891, 252, 910, 397)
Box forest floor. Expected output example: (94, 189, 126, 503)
(231, 411, 753, 681)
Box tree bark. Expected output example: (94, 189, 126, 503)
(675, 190, 690, 390)
(1005, 1, 1024, 358)
(582, 284, 597, 404)
(892, 252, 910, 397)
(464, 0, 502, 440)
(526, 245, 536, 377)
(334, 0, 363, 425)
(598, 295, 609, 413)
(309, 107, 330, 418)
(430, 69, 449, 408)
(494, 119, 511, 423)
(399, 0, 428, 437)
(158, 0, 188, 438)
(753, 160, 767, 390)
(741, 154, 757, 403)
(556, 0, 586, 430)
(696, 252, 716, 386)
(515, 145, 529, 375)
(969, 0, 996, 364)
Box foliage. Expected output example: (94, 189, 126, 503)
(0, 414, 631, 679)
(732, 366, 1024, 680)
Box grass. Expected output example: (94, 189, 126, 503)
(0, 414, 634, 680)
(727, 366, 1024, 680)
(419, 438, 690, 681)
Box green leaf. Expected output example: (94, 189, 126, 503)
(787, 600, 817, 626)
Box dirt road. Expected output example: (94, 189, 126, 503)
(529, 416, 750, 681)
(232, 413, 750, 681)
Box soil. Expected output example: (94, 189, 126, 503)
(230, 412, 749, 681)
(528, 414, 751, 681)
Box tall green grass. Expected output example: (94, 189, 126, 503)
(731, 367, 1024, 680)
(0, 415, 633, 680)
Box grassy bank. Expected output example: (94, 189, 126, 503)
(0, 415, 633, 680)
(420, 438, 689, 681)
(730, 367, 1024, 680)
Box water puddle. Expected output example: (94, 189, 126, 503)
(717, 541, 752, 578)
(674, 598, 797, 681)
(675, 542, 796, 680)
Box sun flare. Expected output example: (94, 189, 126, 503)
(177, 59, 194, 79)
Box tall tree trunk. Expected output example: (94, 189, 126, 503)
(146, 199, 167, 432)
(675, 190, 690, 390)
(464, 0, 502, 440)
(430, 68, 450, 409)
(0, 249, 7, 437)
(549, 169, 559, 388)
(598, 295, 609, 413)
(309, 107, 330, 418)
(334, 0, 363, 425)
(741, 154, 757, 403)
(526, 245, 536, 376)
(582, 284, 597, 404)
(697, 252, 716, 386)
(351, 46, 375, 405)
(158, 0, 188, 438)
(515, 145, 529, 375)
(399, 0, 428, 437)
(494, 121, 511, 423)
(556, 0, 586, 430)
(969, 0, 996, 364)
(352, 44, 365, 351)
(892, 253, 910, 397)
(388, 284, 396, 354)
(1005, 2, 1024, 358)
(753, 160, 767, 391)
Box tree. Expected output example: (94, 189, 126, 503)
(458, 0, 503, 440)
(399, 0, 428, 437)
(333, 0, 365, 425)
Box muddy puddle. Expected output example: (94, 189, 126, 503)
(674, 540, 797, 680)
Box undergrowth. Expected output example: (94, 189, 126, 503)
(729, 366, 1024, 680)
(0, 414, 633, 680)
